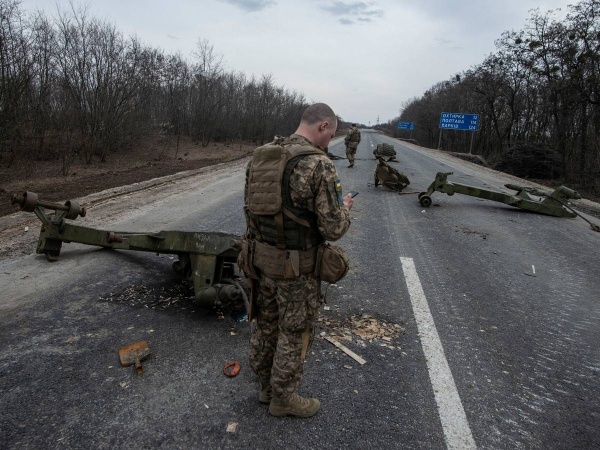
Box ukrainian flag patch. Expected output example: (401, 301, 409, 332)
(335, 179, 343, 204)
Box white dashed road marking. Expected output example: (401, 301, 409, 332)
(400, 257, 477, 450)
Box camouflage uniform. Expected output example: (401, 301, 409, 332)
(344, 126, 361, 166)
(245, 134, 351, 401)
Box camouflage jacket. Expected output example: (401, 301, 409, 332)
(244, 134, 351, 242)
(345, 127, 361, 144)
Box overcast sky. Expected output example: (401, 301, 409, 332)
(19, 0, 572, 125)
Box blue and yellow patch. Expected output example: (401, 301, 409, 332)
(335, 179, 343, 204)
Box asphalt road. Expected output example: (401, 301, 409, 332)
(1, 131, 599, 449)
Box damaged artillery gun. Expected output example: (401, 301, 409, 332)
(374, 157, 410, 192)
(10, 192, 248, 311)
(418, 172, 583, 219)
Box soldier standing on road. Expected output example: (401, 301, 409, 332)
(240, 103, 354, 418)
(344, 123, 361, 168)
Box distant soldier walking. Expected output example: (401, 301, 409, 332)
(239, 103, 354, 418)
(344, 123, 361, 167)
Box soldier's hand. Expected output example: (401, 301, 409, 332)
(343, 193, 354, 211)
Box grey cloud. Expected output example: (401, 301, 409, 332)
(222, 0, 276, 12)
(434, 37, 462, 50)
(320, 1, 384, 24)
(167, 34, 180, 40)
(360, 8, 384, 18)
(322, 1, 368, 16)
(434, 37, 453, 45)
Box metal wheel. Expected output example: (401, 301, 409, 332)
(419, 195, 432, 207)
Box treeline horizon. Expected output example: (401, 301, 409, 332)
(379, 0, 600, 191)
(0, 0, 327, 174)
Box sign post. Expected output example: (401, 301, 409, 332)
(397, 121, 414, 140)
(438, 112, 479, 153)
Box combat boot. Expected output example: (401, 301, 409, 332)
(259, 382, 272, 404)
(269, 393, 320, 418)
(348, 163, 354, 168)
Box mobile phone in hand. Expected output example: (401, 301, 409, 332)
(350, 191, 359, 198)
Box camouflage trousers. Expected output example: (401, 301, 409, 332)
(249, 272, 320, 400)
(346, 144, 358, 164)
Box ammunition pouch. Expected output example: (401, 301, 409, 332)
(315, 243, 350, 284)
(253, 240, 317, 279)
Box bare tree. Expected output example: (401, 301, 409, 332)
(0, 0, 33, 166)
(190, 38, 224, 147)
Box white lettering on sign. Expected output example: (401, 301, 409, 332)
(441, 113, 465, 119)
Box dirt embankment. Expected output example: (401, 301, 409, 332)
(0, 137, 255, 217)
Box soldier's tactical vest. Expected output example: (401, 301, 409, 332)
(246, 137, 325, 251)
(349, 128, 361, 142)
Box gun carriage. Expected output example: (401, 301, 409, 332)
(10, 192, 247, 311)
(417, 172, 583, 218)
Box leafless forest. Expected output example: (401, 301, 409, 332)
(0, 1, 311, 175)
(382, 0, 600, 192)
(3, 0, 600, 194)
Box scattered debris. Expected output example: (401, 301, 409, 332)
(223, 361, 240, 377)
(226, 422, 238, 433)
(99, 282, 196, 312)
(118, 340, 151, 375)
(324, 336, 367, 365)
(524, 264, 537, 277)
(455, 227, 488, 240)
(318, 314, 405, 343)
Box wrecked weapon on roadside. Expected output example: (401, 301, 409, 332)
(374, 157, 410, 192)
(372, 143, 397, 161)
(11, 192, 249, 311)
(504, 184, 599, 231)
(418, 172, 582, 218)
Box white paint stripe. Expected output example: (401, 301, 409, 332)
(400, 257, 477, 450)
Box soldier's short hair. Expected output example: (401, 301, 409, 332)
(301, 103, 337, 127)
(352, 123, 356, 127)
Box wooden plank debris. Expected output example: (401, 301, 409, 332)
(324, 336, 367, 365)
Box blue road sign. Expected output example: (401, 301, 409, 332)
(439, 112, 479, 131)
(397, 121, 414, 130)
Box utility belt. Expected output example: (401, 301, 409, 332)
(253, 240, 317, 279)
(237, 237, 349, 283)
